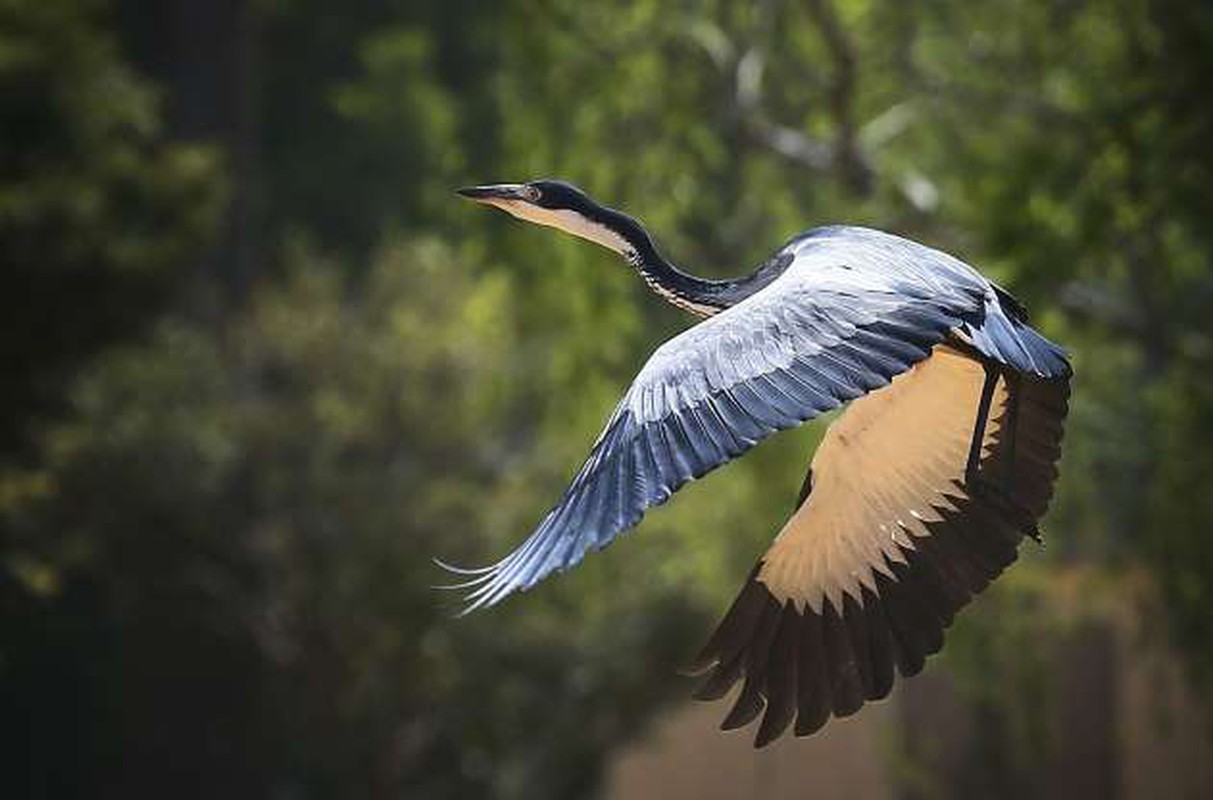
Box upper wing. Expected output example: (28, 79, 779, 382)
(691, 344, 1070, 746)
(442, 240, 988, 613)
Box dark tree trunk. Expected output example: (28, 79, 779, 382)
(120, 0, 259, 304)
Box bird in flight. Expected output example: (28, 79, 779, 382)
(441, 180, 1070, 747)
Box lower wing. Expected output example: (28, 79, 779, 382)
(690, 342, 1069, 746)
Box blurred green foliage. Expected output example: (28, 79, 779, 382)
(2, 0, 1212, 798)
(6, 241, 709, 796)
(0, 0, 222, 452)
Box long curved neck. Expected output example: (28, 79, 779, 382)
(596, 206, 787, 318)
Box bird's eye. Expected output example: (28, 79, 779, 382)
(523, 185, 541, 202)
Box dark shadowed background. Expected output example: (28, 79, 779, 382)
(4, 1, 1213, 798)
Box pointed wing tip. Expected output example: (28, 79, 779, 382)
(753, 724, 786, 749)
(678, 651, 720, 677)
(431, 555, 496, 576)
(430, 556, 521, 616)
(431, 576, 492, 591)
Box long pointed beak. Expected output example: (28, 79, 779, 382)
(456, 183, 529, 203)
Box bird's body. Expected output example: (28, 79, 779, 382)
(446, 181, 1070, 746)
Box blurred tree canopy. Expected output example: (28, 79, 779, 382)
(0, 0, 221, 452)
(2, 0, 1212, 798)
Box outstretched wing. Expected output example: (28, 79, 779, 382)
(442, 235, 990, 613)
(691, 344, 1070, 746)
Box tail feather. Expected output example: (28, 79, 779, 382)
(1011, 322, 1071, 378)
(965, 294, 1070, 378)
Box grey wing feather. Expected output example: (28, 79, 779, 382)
(442, 229, 990, 613)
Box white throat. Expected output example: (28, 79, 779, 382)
(487, 200, 634, 257)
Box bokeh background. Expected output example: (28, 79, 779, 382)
(4, 1, 1213, 798)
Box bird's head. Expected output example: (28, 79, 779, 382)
(457, 179, 643, 259)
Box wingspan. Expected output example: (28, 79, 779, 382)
(440, 239, 990, 613)
(690, 343, 1070, 746)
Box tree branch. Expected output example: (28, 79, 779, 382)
(691, 0, 873, 194)
(805, 0, 873, 193)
